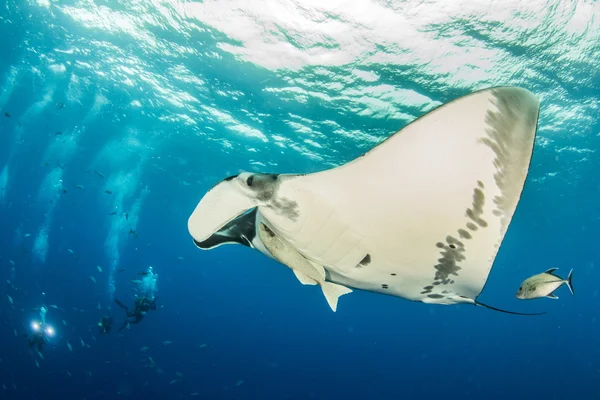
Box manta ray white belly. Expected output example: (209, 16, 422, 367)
(188, 87, 540, 311)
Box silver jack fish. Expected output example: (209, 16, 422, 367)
(516, 268, 574, 300)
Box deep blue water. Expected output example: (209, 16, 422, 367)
(1, 1, 599, 399)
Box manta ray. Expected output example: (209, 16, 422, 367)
(188, 87, 544, 315)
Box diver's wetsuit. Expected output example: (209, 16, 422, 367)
(99, 315, 113, 334)
(28, 329, 47, 351)
(114, 296, 156, 332)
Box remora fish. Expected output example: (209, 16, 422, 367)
(516, 268, 574, 300)
(257, 222, 352, 312)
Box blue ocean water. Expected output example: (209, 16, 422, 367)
(1, 1, 599, 399)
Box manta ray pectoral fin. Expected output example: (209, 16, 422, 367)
(293, 270, 317, 285)
(321, 282, 352, 312)
(257, 87, 540, 306)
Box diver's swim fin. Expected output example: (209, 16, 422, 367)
(117, 321, 129, 333)
(114, 297, 128, 311)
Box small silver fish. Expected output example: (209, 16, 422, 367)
(516, 268, 574, 300)
(89, 276, 96, 284)
(67, 341, 73, 352)
(62, 319, 67, 326)
(6, 295, 13, 304)
(163, 340, 172, 346)
(97, 266, 102, 273)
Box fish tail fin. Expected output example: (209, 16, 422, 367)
(566, 269, 574, 295)
(321, 282, 352, 312)
(475, 300, 547, 316)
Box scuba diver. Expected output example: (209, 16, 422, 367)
(27, 305, 54, 351)
(28, 322, 50, 351)
(114, 265, 159, 332)
(114, 295, 157, 332)
(98, 315, 113, 334)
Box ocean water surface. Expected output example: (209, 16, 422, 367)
(0, 1, 599, 399)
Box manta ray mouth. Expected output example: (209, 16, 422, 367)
(192, 208, 258, 250)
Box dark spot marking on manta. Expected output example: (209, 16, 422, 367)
(427, 294, 444, 299)
(390, 273, 396, 276)
(478, 180, 485, 189)
(433, 282, 440, 285)
(359, 254, 371, 267)
(458, 229, 472, 239)
(269, 197, 300, 221)
(466, 187, 488, 228)
(483, 89, 538, 222)
(421, 285, 434, 295)
(252, 173, 280, 202)
(431, 235, 465, 286)
(381, 284, 389, 289)
(446, 236, 464, 248)
(492, 209, 502, 217)
(223, 175, 238, 181)
(466, 222, 478, 231)
(436, 242, 445, 249)
(248, 173, 299, 221)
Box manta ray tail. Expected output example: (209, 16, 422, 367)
(321, 282, 352, 312)
(475, 300, 546, 316)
